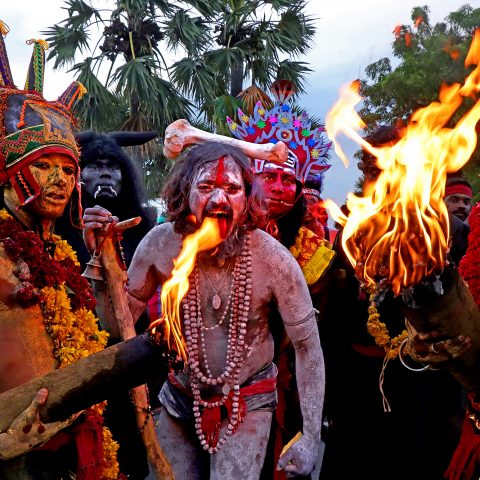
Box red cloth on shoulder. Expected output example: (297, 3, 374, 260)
(445, 393, 480, 480)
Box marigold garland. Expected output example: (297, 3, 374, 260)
(366, 289, 408, 360)
(289, 226, 335, 285)
(0, 209, 119, 479)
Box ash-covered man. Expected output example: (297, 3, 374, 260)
(84, 141, 325, 478)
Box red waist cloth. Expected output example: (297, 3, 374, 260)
(168, 372, 277, 448)
(351, 342, 385, 357)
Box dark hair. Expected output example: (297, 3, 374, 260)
(304, 173, 324, 194)
(277, 196, 307, 249)
(445, 175, 472, 191)
(76, 131, 154, 225)
(163, 141, 263, 234)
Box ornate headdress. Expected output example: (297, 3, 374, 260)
(0, 20, 85, 218)
(226, 79, 332, 183)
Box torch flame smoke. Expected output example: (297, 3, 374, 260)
(325, 30, 480, 295)
(151, 217, 223, 361)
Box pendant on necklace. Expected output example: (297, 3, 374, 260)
(212, 294, 221, 310)
(217, 257, 225, 268)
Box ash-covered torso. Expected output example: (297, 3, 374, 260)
(127, 223, 313, 394)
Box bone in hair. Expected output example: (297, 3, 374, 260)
(163, 119, 288, 164)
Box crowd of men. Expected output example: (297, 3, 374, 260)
(0, 21, 479, 480)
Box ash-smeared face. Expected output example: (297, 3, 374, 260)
(189, 156, 246, 239)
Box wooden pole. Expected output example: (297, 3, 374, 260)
(0, 333, 164, 432)
(93, 218, 174, 480)
(403, 267, 480, 391)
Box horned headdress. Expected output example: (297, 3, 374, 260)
(0, 20, 85, 219)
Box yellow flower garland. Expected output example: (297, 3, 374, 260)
(366, 289, 408, 360)
(0, 210, 120, 478)
(289, 226, 336, 285)
(41, 257, 120, 479)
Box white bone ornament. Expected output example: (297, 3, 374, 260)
(163, 119, 288, 164)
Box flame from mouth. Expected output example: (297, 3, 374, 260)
(150, 217, 223, 361)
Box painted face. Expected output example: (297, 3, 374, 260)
(444, 193, 472, 222)
(25, 153, 78, 219)
(81, 158, 122, 200)
(254, 166, 297, 218)
(189, 156, 246, 238)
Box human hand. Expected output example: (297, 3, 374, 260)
(0, 389, 80, 460)
(82, 206, 119, 253)
(407, 330, 472, 364)
(276, 434, 317, 477)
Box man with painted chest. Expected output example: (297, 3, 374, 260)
(84, 141, 325, 479)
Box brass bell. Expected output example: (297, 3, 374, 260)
(82, 254, 104, 281)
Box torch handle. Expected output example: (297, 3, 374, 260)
(0, 333, 164, 432)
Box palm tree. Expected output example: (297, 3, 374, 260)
(45, 0, 316, 193)
(170, 0, 316, 131)
(43, 0, 219, 133)
(44, 0, 216, 195)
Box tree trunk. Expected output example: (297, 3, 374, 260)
(230, 60, 244, 97)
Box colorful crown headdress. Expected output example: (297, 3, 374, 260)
(227, 79, 332, 183)
(0, 20, 85, 215)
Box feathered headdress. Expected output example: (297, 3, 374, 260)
(227, 79, 332, 183)
(0, 20, 85, 218)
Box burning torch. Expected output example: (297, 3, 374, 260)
(324, 30, 480, 391)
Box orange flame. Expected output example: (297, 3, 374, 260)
(152, 217, 223, 361)
(325, 30, 480, 295)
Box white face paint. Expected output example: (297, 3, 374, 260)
(189, 156, 246, 238)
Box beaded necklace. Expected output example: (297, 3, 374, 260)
(182, 231, 252, 453)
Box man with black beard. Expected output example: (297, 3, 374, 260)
(83, 141, 326, 479)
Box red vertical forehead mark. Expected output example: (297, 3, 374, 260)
(215, 156, 226, 186)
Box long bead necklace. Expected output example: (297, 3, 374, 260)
(199, 258, 232, 310)
(182, 232, 252, 453)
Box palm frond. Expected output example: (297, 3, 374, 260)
(71, 58, 123, 130)
(162, 9, 211, 55)
(212, 94, 243, 134)
(204, 47, 245, 73)
(170, 57, 217, 104)
(43, 25, 91, 69)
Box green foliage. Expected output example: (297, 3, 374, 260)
(169, 0, 317, 130)
(360, 4, 480, 128)
(46, 0, 316, 198)
(358, 4, 480, 194)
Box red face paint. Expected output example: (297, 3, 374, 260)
(215, 156, 225, 187)
(189, 157, 246, 240)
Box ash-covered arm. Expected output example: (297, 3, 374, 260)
(272, 248, 325, 476)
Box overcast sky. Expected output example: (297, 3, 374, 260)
(1, 0, 473, 208)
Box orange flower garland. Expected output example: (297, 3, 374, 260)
(366, 289, 408, 360)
